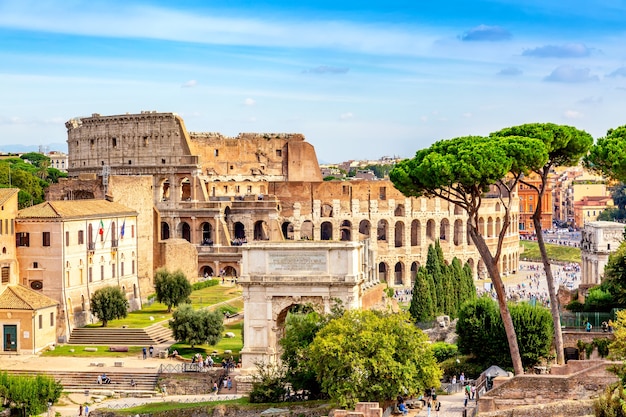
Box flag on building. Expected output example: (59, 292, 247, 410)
(98, 220, 104, 236)
(120, 219, 125, 239)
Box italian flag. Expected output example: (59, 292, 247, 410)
(98, 220, 104, 236)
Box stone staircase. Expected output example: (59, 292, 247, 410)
(68, 323, 172, 345)
(6, 369, 159, 396)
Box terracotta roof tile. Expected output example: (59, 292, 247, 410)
(0, 285, 58, 310)
(17, 199, 136, 220)
(0, 188, 19, 206)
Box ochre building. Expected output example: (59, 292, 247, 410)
(59, 111, 520, 290)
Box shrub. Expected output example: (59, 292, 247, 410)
(191, 279, 220, 291)
(431, 342, 458, 363)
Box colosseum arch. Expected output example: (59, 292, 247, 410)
(200, 222, 213, 244)
(377, 220, 388, 242)
(395, 204, 405, 217)
(180, 177, 191, 200)
(282, 221, 294, 240)
(395, 221, 404, 247)
(453, 219, 463, 246)
(179, 222, 191, 242)
(160, 221, 170, 240)
(454, 205, 464, 215)
(487, 217, 494, 238)
(426, 219, 436, 242)
(440, 219, 450, 241)
(379, 262, 389, 284)
(340, 220, 352, 241)
(359, 220, 371, 239)
(321, 221, 333, 240)
(234, 222, 246, 240)
(160, 178, 170, 201)
(200, 265, 214, 277)
(301, 220, 314, 240)
(411, 220, 421, 246)
(410, 262, 420, 285)
(254, 221, 270, 241)
(321, 203, 333, 217)
(394, 262, 404, 285)
(496, 217, 502, 236)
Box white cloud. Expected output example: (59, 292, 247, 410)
(181, 80, 197, 88)
(564, 110, 583, 119)
(339, 112, 354, 120)
(244, 98, 256, 106)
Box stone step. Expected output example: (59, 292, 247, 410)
(68, 326, 171, 345)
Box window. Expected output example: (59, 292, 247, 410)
(143, 136, 149, 146)
(88, 267, 93, 283)
(38, 315, 43, 329)
(214, 149, 219, 157)
(276, 149, 282, 157)
(33, 262, 38, 269)
(1, 266, 8, 284)
(131, 225, 135, 238)
(112, 264, 116, 278)
(66, 231, 70, 246)
(132, 260, 135, 275)
(50, 312, 54, 326)
(112, 137, 117, 148)
(0, 219, 2, 234)
(247, 186, 252, 193)
(43, 232, 51, 247)
(78, 230, 84, 245)
(379, 187, 387, 200)
(121, 262, 124, 277)
(16, 232, 29, 247)
(100, 265, 104, 281)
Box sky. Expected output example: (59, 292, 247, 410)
(1, 1, 626, 163)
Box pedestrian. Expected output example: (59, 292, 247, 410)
(142, 346, 147, 359)
(79, 404, 83, 416)
(471, 384, 476, 400)
(149, 345, 154, 358)
(426, 397, 432, 417)
(459, 372, 465, 384)
(84, 404, 89, 416)
(227, 377, 232, 390)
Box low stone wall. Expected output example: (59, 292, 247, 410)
(157, 371, 222, 395)
(478, 360, 618, 414)
(478, 399, 594, 417)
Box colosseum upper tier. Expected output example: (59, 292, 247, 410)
(64, 111, 520, 286)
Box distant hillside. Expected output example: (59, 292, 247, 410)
(0, 143, 68, 154)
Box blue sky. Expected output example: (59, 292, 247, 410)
(1, 0, 626, 162)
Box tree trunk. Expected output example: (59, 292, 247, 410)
(469, 229, 524, 375)
(533, 215, 565, 365)
(102, 320, 108, 327)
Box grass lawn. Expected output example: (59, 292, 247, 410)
(86, 285, 242, 328)
(42, 345, 143, 358)
(168, 319, 243, 360)
(520, 240, 581, 263)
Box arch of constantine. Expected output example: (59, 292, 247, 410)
(238, 240, 376, 368)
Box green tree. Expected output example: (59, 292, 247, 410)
(308, 310, 441, 408)
(425, 244, 440, 313)
(409, 267, 435, 322)
(609, 310, 626, 360)
(20, 152, 50, 168)
(154, 268, 192, 312)
(0, 372, 63, 417)
(390, 135, 548, 374)
(457, 297, 553, 370)
(492, 123, 593, 365)
(169, 304, 224, 348)
(585, 125, 626, 182)
(249, 361, 288, 403)
(90, 286, 129, 327)
(280, 310, 325, 397)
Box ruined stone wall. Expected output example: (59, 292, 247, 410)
(66, 112, 195, 176)
(108, 176, 155, 297)
(158, 238, 199, 284)
(478, 360, 618, 414)
(189, 132, 294, 181)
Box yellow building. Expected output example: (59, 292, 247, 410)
(0, 188, 59, 354)
(15, 199, 140, 341)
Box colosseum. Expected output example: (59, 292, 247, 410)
(57, 111, 520, 291)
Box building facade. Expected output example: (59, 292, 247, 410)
(0, 188, 59, 354)
(15, 200, 140, 340)
(61, 111, 520, 289)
